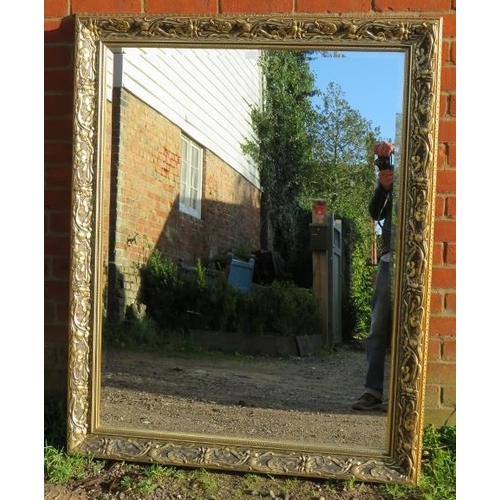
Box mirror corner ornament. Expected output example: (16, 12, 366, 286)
(68, 13, 442, 484)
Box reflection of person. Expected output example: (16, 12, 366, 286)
(352, 141, 395, 411)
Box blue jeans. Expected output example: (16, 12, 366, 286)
(363, 259, 392, 399)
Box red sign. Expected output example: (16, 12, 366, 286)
(313, 203, 326, 216)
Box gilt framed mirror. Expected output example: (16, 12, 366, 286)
(68, 14, 442, 485)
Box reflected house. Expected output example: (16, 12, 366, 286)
(103, 48, 264, 320)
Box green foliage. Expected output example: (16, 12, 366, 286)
(139, 249, 213, 333)
(242, 473, 266, 491)
(247, 281, 319, 336)
(44, 398, 101, 484)
(188, 468, 220, 496)
(194, 258, 208, 291)
(211, 270, 245, 332)
(44, 446, 100, 484)
(138, 251, 320, 339)
(381, 424, 456, 500)
(418, 424, 456, 499)
(119, 465, 220, 498)
(308, 82, 380, 339)
(120, 464, 173, 497)
(349, 243, 377, 337)
(242, 51, 317, 267)
(103, 306, 167, 349)
(43, 422, 456, 498)
(243, 52, 383, 340)
(106, 463, 178, 498)
(307, 81, 378, 212)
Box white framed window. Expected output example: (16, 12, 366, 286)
(179, 135, 203, 218)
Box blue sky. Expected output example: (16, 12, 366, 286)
(309, 50, 405, 143)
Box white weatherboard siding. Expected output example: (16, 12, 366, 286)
(111, 47, 262, 188)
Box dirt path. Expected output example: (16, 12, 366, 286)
(100, 347, 390, 449)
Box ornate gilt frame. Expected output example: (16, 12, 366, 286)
(68, 14, 442, 484)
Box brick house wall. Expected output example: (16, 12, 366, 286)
(105, 88, 260, 320)
(44, 0, 456, 427)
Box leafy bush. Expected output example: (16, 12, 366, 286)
(139, 250, 213, 333)
(350, 256, 376, 337)
(139, 251, 319, 338)
(103, 306, 167, 349)
(247, 282, 319, 336)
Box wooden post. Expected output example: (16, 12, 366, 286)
(311, 200, 329, 347)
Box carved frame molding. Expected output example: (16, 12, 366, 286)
(68, 14, 442, 484)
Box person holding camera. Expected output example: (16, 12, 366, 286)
(352, 140, 395, 411)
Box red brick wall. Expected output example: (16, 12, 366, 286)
(44, 0, 456, 427)
(105, 89, 260, 318)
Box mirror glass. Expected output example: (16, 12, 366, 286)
(68, 14, 442, 485)
(99, 46, 404, 452)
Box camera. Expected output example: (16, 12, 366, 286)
(375, 155, 394, 171)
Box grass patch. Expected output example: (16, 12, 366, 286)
(44, 445, 100, 484)
(120, 463, 174, 497)
(189, 467, 220, 497)
(381, 424, 456, 500)
(44, 392, 456, 499)
(241, 472, 266, 493)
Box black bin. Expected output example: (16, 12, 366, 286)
(309, 224, 329, 251)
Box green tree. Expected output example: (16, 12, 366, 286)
(243, 52, 383, 337)
(308, 81, 378, 217)
(309, 82, 380, 336)
(242, 50, 317, 269)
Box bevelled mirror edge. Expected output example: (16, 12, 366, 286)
(67, 14, 442, 484)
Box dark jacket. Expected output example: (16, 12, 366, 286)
(369, 183, 392, 258)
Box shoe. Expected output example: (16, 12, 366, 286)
(381, 399, 388, 412)
(352, 393, 382, 411)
